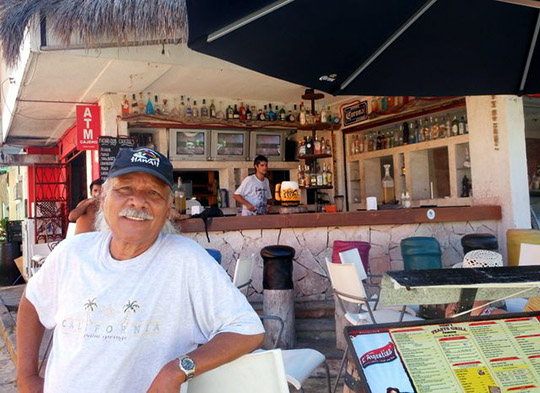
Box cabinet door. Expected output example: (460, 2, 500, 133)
(215, 132, 246, 157)
(254, 133, 282, 157)
(174, 131, 206, 156)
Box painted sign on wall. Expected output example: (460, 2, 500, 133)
(341, 100, 368, 128)
(98, 136, 137, 181)
(76, 105, 101, 150)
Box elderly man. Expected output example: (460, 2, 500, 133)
(17, 147, 264, 393)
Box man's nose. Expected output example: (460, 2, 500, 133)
(128, 191, 149, 208)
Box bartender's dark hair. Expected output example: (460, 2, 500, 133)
(89, 179, 104, 191)
(254, 155, 268, 166)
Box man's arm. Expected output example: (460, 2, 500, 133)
(146, 332, 264, 393)
(16, 295, 46, 393)
(233, 194, 256, 212)
(67, 199, 94, 222)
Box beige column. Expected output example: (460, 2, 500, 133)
(466, 95, 530, 259)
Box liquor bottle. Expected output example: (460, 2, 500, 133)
(371, 97, 379, 114)
(246, 105, 252, 120)
(299, 102, 307, 125)
(314, 136, 321, 155)
(239, 102, 246, 120)
(138, 92, 146, 113)
(317, 164, 324, 186)
(154, 95, 162, 115)
(192, 100, 199, 117)
(233, 104, 240, 119)
(185, 97, 192, 117)
(311, 165, 318, 187)
(299, 138, 306, 156)
(431, 117, 439, 139)
(326, 163, 333, 186)
(179, 96, 186, 117)
(459, 116, 467, 135)
(131, 94, 139, 114)
(322, 163, 328, 186)
(381, 96, 388, 111)
(327, 106, 333, 123)
(423, 117, 430, 141)
(464, 114, 469, 134)
(368, 133, 374, 151)
(209, 99, 216, 118)
(393, 126, 400, 147)
(444, 115, 451, 138)
(304, 165, 311, 187)
(216, 101, 225, 119)
(382, 164, 395, 204)
(351, 135, 357, 155)
(401, 161, 406, 176)
(146, 93, 155, 115)
(381, 132, 387, 150)
(268, 104, 276, 121)
(387, 130, 394, 148)
(201, 99, 209, 117)
(298, 165, 304, 187)
(451, 115, 459, 136)
(387, 96, 394, 109)
(402, 122, 409, 145)
(320, 105, 328, 123)
(257, 108, 266, 121)
(162, 98, 169, 115)
(226, 104, 234, 120)
(121, 95, 130, 115)
(357, 135, 364, 153)
(376, 132, 382, 150)
(306, 136, 314, 155)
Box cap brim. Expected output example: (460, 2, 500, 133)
(107, 167, 173, 189)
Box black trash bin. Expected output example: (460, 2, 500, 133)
(261, 245, 295, 290)
(461, 234, 499, 255)
(260, 245, 296, 349)
(0, 242, 22, 286)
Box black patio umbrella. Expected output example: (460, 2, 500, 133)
(187, 0, 540, 96)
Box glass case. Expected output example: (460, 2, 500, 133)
(169, 129, 210, 161)
(250, 130, 289, 161)
(211, 130, 249, 161)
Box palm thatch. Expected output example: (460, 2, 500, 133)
(0, 0, 188, 67)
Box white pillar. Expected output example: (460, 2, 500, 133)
(466, 95, 531, 259)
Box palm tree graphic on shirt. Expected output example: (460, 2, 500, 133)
(123, 300, 140, 326)
(84, 298, 98, 325)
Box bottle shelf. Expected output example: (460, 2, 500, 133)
(300, 185, 333, 190)
(298, 153, 332, 160)
(297, 122, 340, 131)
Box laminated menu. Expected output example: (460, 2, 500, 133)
(349, 315, 540, 393)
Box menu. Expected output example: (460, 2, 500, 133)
(349, 316, 540, 393)
(98, 136, 137, 180)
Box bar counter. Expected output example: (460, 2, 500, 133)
(177, 205, 501, 233)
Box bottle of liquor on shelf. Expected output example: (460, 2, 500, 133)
(179, 96, 186, 118)
(226, 104, 234, 120)
(459, 116, 467, 135)
(162, 98, 169, 115)
(192, 100, 199, 117)
(393, 126, 399, 147)
(131, 94, 139, 114)
(412, 120, 419, 143)
(423, 117, 430, 141)
(464, 114, 469, 134)
(121, 95, 130, 115)
(381, 132, 387, 150)
(351, 135, 357, 155)
(401, 161, 406, 176)
(306, 136, 313, 155)
(320, 105, 328, 123)
(233, 104, 240, 119)
(381, 96, 388, 111)
(376, 132, 382, 150)
(311, 165, 318, 187)
(299, 137, 306, 156)
(146, 93, 155, 115)
(258, 107, 266, 121)
(298, 165, 305, 187)
(382, 164, 395, 204)
(185, 97, 193, 117)
(299, 102, 307, 125)
(216, 101, 225, 119)
(321, 164, 328, 186)
(209, 99, 216, 118)
(367, 133, 374, 151)
(317, 164, 324, 186)
(239, 102, 246, 120)
(246, 105, 252, 120)
(326, 163, 333, 186)
(402, 122, 410, 145)
(201, 99, 209, 118)
(451, 115, 459, 136)
(286, 108, 295, 122)
(438, 116, 447, 138)
(431, 117, 439, 139)
(279, 106, 286, 121)
(268, 104, 276, 121)
(154, 95, 161, 115)
(314, 136, 321, 155)
(357, 135, 363, 154)
(138, 92, 146, 114)
(304, 165, 311, 187)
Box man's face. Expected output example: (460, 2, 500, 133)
(255, 161, 268, 177)
(102, 173, 171, 245)
(91, 185, 102, 199)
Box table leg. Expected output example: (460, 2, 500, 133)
(457, 288, 478, 315)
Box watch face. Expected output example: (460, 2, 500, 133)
(181, 357, 195, 371)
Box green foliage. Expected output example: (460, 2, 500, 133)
(0, 218, 7, 242)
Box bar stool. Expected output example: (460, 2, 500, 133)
(461, 233, 498, 255)
(400, 237, 442, 270)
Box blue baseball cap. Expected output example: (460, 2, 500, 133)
(108, 147, 174, 189)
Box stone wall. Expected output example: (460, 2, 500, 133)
(183, 220, 498, 302)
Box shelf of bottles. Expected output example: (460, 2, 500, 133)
(120, 92, 341, 129)
(348, 110, 469, 158)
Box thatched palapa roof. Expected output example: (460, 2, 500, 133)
(0, 0, 188, 67)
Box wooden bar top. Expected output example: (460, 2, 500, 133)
(177, 205, 501, 233)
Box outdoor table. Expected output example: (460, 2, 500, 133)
(379, 266, 540, 316)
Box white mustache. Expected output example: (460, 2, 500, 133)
(118, 207, 154, 221)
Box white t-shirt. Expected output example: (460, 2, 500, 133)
(26, 232, 264, 393)
(234, 174, 272, 216)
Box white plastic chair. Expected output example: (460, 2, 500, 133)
(232, 258, 331, 393)
(185, 349, 289, 393)
(326, 261, 423, 393)
(338, 248, 381, 307)
(518, 243, 540, 266)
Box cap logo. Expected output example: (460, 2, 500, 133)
(131, 149, 160, 167)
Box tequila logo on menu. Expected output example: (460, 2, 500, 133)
(360, 341, 397, 368)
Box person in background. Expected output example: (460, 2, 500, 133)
(233, 155, 272, 216)
(68, 179, 103, 234)
(17, 147, 264, 393)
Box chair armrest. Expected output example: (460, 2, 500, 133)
(333, 289, 369, 303)
(236, 279, 253, 289)
(259, 315, 284, 349)
(367, 273, 383, 278)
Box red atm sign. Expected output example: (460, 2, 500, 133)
(76, 105, 101, 150)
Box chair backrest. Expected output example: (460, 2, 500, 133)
(518, 243, 540, 266)
(186, 349, 289, 393)
(339, 248, 368, 281)
(326, 261, 368, 303)
(400, 237, 442, 270)
(233, 257, 255, 291)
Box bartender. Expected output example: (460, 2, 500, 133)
(234, 155, 272, 216)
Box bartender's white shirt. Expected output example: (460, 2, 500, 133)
(26, 232, 264, 393)
(234, 174, 272, 216)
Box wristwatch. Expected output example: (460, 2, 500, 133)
(178, 356, 196, 381)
